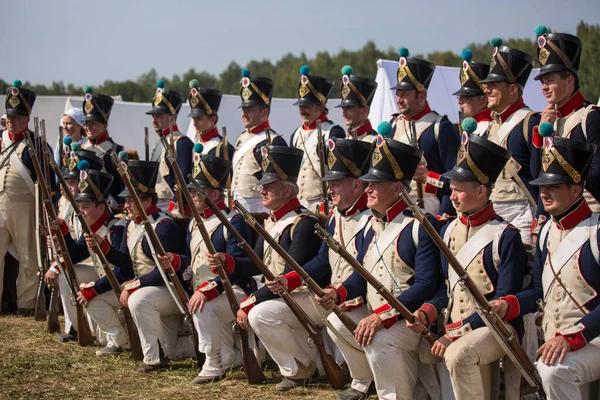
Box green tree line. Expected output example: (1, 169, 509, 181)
(2, 21, 598, 103)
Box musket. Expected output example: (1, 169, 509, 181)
(25, 130, 95, 346)
(47, 149, 143, 361)
(315, 120, 330, 217)
(144, 127, 149, 161)
(221, 126, 232, 208)
(167, 120, 186, 217)
(313, 224, 439, 347)
(33, 118, 49, 322)
(265, 128, 272, 145)
(45, 222, 65, 334)
(401, 190, 546, 398)
(232, 201, 356, 389)
(236, 205, 356, 333)
(159, 131, 264, 384)
(191, 182, 349, 389)
(111, 152, 204, 368)
(58, 126, 64, 169)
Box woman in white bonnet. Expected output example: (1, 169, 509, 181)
(55, 107, 87, 166)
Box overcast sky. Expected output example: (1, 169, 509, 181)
(1, 0, 598, 86)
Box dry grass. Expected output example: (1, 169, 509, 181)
(0, 315, 340, 400)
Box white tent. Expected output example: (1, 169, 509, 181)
(368, 59, 550, 127)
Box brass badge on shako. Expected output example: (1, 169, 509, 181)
(192, 153, 201, 177)
(153, 87, 163, 108)
(541, 137, 555, 171)
(79, 170, 89, 192)
(372, 135, 385, 166)
(457, 132, 469, 164)
(84, 92, 94, 114)
(326, 139, 337, 168)
(261, 147, 270, 171)
(538, 35, 550, 66)
(241, 77, 252, 101)
(460, 61, 470, 86)
(341, 74, 351, 99)
(397, 57, 408, 82)
(299, 75, 310, 98)
(489, 47, 498, 70)
(69, 151, 78, 170)
(8, 88, 20, 108)
(190, 88, 199, 108)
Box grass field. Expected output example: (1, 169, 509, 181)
(0, 315, 340, 400)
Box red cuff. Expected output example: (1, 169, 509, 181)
(285, 271, 303, 292)
(418, 303, 438, 326)
(557, 324, 587, 351)
(240, 295, 256, 314)
(532, 125, 543, 149)
(223, 253, 235, 274)
(171, 254, 181, 272)
(99, 237, 111, 255)
(80, 286, 98, 302)
(58, 219, 69, 236)
(168, 201, 192, 218)
(373, 303, 399, 329)
(424, 171, 443, 195)
(331, 284, 348, 305)
(499, 295, 521, 321)
(124, 279, 141, 294)
(196, 281, 219, 301)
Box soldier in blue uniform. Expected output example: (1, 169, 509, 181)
(0, 80, 56, 314)
(454, 49, 492, 135)
(157, 152, 256, 384)
(146, 80, 194, 218)
(531, 25, 600, 219)
(290, 65, 345, 211)
(336, 66, 378, 143)
(231, 69, 287, 213)
(320, 126, 442, 399)
(188, 80, 234, 159)
(80, 86, 126, 211)
(491, 131, 600, 399)
(481, 39, 541, 245)
(408, 121, 528, 399)
(391, 48, 460, 218)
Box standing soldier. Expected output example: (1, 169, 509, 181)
(158, 152, 256, 384)
(337, 66, 378, 143)
(0, 80, 55, 315)
(481, 39, 541, 245)
(231, 69, 287, 213)
(409, 123, 528, 399)
(147, 80, 194, 218)
(454, 49, 492, 135)
(318, 129, 441, 399)
(391, 47, 460, 218)
(81, 86, 126, 211)
(532, 25, 600, 215)
(491, 131, 600, 399)
(311, 138, 375, 400)
(188, 79, 234, 159)
(290, 65, 345, 211)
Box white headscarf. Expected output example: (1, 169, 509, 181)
(64, 107, 85, 128)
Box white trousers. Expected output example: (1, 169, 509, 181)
(0, 192, 38, 308)
(232, 191, 267, 214)
(327, 307, 373, 393)
(86, 288, 129, 349)
(248, 291, 329, 378)
(444, 327, 521, 400)
(494, 200, 533, 245)
(537, 337, 600, 400)
(298, 197, 322, 215)
(58, 264, 98, 335)
(128, 285, 195, 365)
(363, 322, 421, 400)
(193, 287, 246, 377)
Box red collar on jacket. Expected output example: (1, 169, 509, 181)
(554, 197, 592, 231)
(302, 114, 329, 130)
(161, 124, 180, 136)
(201, 200, 227, 218)
(199, 126, 219, 142)
(351, 120, 373, 138)
(133, 204, 161, 224)
(270, 197, 301, 221)
(248, 120, 271, 134)
(496, 98, 526, 123)
(90, 131, 110, 145)
(341, 192, 368, 217)
(89, 211, 111, 233)
(459, 202, 496, 227)
(8, 129, 28, 141)
(401, 103, 432, 121)
(384, 199, 408, 222)
(556, 90, 587, 118)
(473, 109, 493, 123)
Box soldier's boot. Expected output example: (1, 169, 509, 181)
(275, 359, 316, 391)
